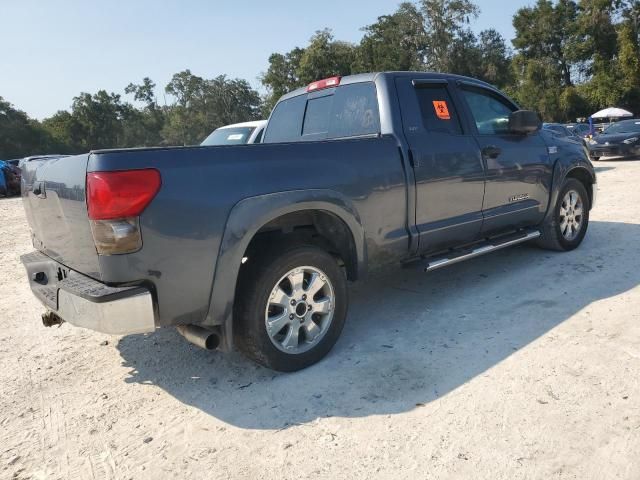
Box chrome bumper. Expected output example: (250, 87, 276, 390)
(21, 251, 155, 335)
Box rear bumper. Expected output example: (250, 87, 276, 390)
(20, 251, 156, 335)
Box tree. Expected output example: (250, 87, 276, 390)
(41, 110, 85, 153)
(125, 77, 157, 107)
(447, 29, 483, 77)
(512, 0, 578, 87)
(124, 78, 164, 147)
(163, 71, 262, 145)
(69, 90, 127, 150)
(0, 96, 58, 158)
(296, 29, 356, 84)
(616, 1, 640, 108)
(419, 0, 480, 71)
(352, 3, 427, 73)
(261, 30, 356, 113)
(510, 0, 594, 120)
(477, 29, 514, 88)
(261, 47, 305, 114)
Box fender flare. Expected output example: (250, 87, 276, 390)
(544, 159, 596, 222)
(204, 189, 366, 348)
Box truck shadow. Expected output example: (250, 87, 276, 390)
(117, 220, 640, 430)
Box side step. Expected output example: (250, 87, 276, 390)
(424, 229, 541, 272)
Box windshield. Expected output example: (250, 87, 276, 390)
(603, 120, 640, 135)
(201, 127, 255, 146)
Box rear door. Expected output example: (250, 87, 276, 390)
(457, 84, 551, 235)
(395, 78, 486, 254)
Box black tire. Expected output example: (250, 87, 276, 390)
(536, 178, 590, 251)
(591, 156, 601, 162)
(234, 245, 348, 372)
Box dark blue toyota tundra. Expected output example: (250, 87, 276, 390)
(20, 72, 596, 371)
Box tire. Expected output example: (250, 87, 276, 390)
(536, 178, 590, 251)
(234, 245, 348, 371)
(591, 156, 600, 161)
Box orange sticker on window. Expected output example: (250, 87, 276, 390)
(433, 100, 451, 120)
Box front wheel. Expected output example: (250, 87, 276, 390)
(537, 178, 590, 251)
(234, 245, 348, 371)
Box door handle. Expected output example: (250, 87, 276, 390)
(481, 145, 502, 160)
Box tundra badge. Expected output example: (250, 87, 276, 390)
(509, 193, 530, 203)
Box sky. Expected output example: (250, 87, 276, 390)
(0, 0, 532, 119)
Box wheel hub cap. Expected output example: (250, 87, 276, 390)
(559, 189, 584, 241)
(265, 266, 335, 354)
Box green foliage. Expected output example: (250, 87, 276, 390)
(0, 97, 60, 158)
(510, 0, 640, 121)
(3, 0, 640, 157)
(352, 3, 427, 73)
(419, 0, 480, 71)
(261, 29, 356, 112)
(162, 71, 262, 146)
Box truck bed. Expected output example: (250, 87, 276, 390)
(21, 137, 408, 326)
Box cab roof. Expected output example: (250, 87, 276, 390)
(278, 71, 497, 102)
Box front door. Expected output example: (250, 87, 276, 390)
(457, 85, 552, 235)
(395, 78, 486, 254)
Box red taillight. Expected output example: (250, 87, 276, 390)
(87, 169, 161, 220)
(306, 76, 341, 92)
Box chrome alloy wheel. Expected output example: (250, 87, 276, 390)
(559, 189, 584, 241)
(265, 266, 335, 354)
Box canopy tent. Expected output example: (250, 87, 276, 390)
(591, 107, 633, 119)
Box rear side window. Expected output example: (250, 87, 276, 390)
(264, 82, 380, 143)
(328, 83, 380, 138)
(415, 85, 463, 135)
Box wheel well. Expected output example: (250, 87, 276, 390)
(566, 168, 594, 208)
(242, 210, 359, 281)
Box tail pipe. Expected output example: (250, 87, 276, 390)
(42, 311, 64, 327)
(176, 325, 220, 350)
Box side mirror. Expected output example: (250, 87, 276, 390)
(509, 110, 542, 135)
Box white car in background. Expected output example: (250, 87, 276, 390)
(201, 120, 267, 146)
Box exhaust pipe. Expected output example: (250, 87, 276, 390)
(176, 325, 220, 350)
(42, 311, 64, 327)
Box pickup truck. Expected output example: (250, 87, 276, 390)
(20, 72, 596, 371)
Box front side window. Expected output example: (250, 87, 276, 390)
(462, 89, 515, 135)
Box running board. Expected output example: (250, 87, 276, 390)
(424, 230, 541, 272)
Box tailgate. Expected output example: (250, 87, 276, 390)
(21, 154, 101, 279)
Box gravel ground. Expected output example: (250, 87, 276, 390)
(1, 159, 639, 480)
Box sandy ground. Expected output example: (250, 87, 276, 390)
(1, 159, 639, 480)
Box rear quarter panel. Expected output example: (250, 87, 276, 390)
(89, 136, 407, 326)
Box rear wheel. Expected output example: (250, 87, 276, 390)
(234, 245, 347, 371)
(537, 178, 590, 251)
